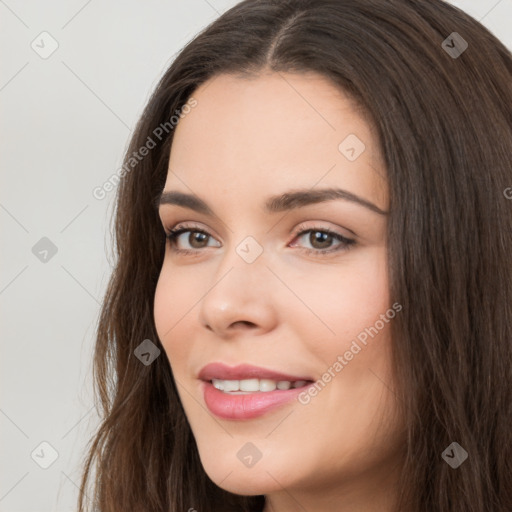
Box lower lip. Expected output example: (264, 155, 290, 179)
(202, 381, 311, 420)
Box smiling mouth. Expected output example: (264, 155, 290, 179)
(210, 378, 313, 393)
(202, 375, 315, 420)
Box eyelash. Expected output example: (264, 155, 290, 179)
(164, 222, 356, 257)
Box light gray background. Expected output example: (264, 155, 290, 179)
(1, 1, 510, 510)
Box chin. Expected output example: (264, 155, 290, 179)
(199, 451, 289, 496)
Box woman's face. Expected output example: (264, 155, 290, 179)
(154, 71, 403, 508)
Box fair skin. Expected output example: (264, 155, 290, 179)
(154, 71, 405, 512)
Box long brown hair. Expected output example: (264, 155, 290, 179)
(78, 1, 512, 510)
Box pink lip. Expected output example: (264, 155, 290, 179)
(202, 381, 311, 420)
(198, 362, 314, 420)
(198, 362, 312, 382)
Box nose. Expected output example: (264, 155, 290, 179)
(197, 246, 278, 339)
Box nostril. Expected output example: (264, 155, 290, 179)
(232, 320, 256, 328)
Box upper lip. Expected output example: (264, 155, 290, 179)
(198, 362, 313, 382)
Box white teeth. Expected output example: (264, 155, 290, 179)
(212, 379, 225, 391)
(222, 380, 239, 392)
(259, 379, 277, 392)
(240, 378, 259, 392)
(211, 378, 309, 393)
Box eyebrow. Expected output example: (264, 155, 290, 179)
(155, 187, 388, 216)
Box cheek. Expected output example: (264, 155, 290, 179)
(153, 270, 173, 343)
(287, 248, 393, 422)
(153, 268, 196, 371)
(154, 259, 203, 332)
(289, 249, 389, 345)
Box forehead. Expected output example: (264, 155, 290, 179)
(165, 72, 387, 211)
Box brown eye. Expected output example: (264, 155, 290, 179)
(188, 231, 209, 248)
(309, 231, 334, 250)
(291, 227, 356, 256)
(164, 224, 356, 257)
(165, 226, 221, 253)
